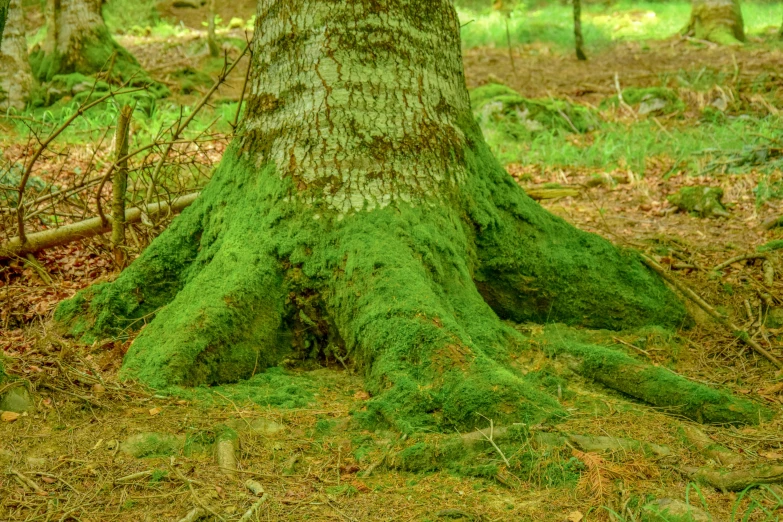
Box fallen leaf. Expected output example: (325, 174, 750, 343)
(759, 382, 783, 396)
(149, 407, 162, 416)
(566, 511, 584, 522)
(1, 411, 20, 422)
(41, 476, 56, 484)
(759, 451, 783, 460)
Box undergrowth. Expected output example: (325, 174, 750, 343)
(455, 0, 783, 51)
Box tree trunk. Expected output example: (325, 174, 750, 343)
(55, 0, 764, 432)
(685, 0, 745, 45)
(573, 0, 586, 60)
(31, 0, 150, 84)
(0, 0, 9, 48)
(0, 0, 32, 110)
(207, 0, 219, 57)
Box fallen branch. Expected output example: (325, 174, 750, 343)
(713, 253, 769, 272)
(642, 255, 783, 370)
(0, 193, 199, 259)
(685, 464, 783, 491)
(14, 87, 147, 244)
(238, 493, 268, 522)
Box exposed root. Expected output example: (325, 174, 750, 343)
(685, 464, 783, 491)
(680, 424, 744, 466)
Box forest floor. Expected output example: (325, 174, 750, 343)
(2, 4, 783, 521)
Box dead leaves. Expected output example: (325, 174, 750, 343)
(1, 411, 21, 422)
(571, 449, 657, 504)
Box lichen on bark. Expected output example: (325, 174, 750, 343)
(56, 0, 767, 432)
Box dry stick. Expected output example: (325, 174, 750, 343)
(14, 87, 147, 245)
(713, 253, 769, 271)
(91, 136, 214, 224)
(142, 45, 249, 210)
(504, 13, 516, 76)
(613, 72, 636, 118)
(642, 255, 783, 370)
(238, 493, 268, 522)
(232, 47, 253, 129)
(8, 468, 46, 495)
(112, 105, 132, 267)
(0, 193, 199, 259)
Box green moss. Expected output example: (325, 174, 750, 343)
(668, 186, 729, 218)
(603, 87, 685, 115)
(757, 239, 783, 252)
(542, 326, 770, 425)
(470, 83, 597, 162)
(164, 368, 315, 409)
(120, 432, 183, 458)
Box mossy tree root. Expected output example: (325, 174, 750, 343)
(545, 338, 770, 425)
(55, 139, 767, 431)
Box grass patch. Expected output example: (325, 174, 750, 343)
(456, 1, 783, 51)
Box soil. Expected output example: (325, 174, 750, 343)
(2, 26, 783, 522)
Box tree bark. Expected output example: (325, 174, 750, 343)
(0, 0, 9, 48)
(55, 0, 764, 432)
(685, 0, 745, 45)
(0, 0, 32, 110)
(573, 0, 586, 60)
(31, 0, 151, 84)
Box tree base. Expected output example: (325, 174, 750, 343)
(30, 25, 168, 99)
(55, 127, 767, 431)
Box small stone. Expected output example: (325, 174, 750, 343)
(638, 97, 667, 115)
(0, 387, 35, 413)
(245, 479, 264, 496)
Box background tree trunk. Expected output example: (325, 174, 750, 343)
(0, 0, 32, 110)
(0, 0, 9, 47)
(573, 0, 586, 60)
(55, 0, 763, 432)
(31, 0, 150, 84)
(685, 0, 745, 45)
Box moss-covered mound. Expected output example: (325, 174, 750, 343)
(471, 82, 597, 138)
(28, 72, 160, 112)
(667, 186, 729, 218)
(603, 87, 685, 116)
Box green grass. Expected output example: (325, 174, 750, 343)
(456, 1, 783, 51)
